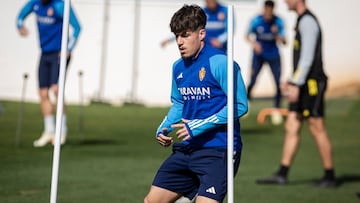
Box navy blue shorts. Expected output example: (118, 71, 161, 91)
(38, 52, 70, 88)
(152, 144, 241, 202)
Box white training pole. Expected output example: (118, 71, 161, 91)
(97, 0, 110, 102)
(227, 5, 234, 203)
(50, 0, 70, 202)
(130, 0, 140, 103)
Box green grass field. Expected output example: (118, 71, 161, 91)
(0, 97, 359, 203)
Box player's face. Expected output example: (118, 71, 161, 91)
(175, 29, 205, 59)
(284, 0, 299, 11)
(263, 6, 274, 21)
(206, 0, 218, 11)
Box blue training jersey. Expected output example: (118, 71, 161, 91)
(157, 44, 248, 150)
(247, 14, 285, 59)
(17, 0, 81, 53)
(203, 3, 228, 52)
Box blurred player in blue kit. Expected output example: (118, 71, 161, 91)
(16, 0, 81, 147)
(245, 0, 287, 124)
(145, 4, 248, 203)
(161, 0, 230, 53)
(202, 0, 229, 52)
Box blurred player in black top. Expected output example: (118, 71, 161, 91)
(256, 0, 336, 188)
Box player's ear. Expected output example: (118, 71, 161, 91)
(199, 28, 206, 41)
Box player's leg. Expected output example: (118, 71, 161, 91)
(256, 111, 302, 185)
(39, 88, 53, 118)
(50, 82, 67, 144)
(34, 53, 55, 147)
(278, 83, 307, 178)
(280, 111, 302, 167)
(308, 119, 336, 188)
(49, 83, 67, 145)
(194, 148, 241, 203)
(268, 57, 283, 124)
(50, 52, 70, 145)
(268, 57, 282, 108)
(144, 185, 182, 203)
(308, 117, 333, 169)
(195, 196, 218, 203)
(247, 55, 264, 100)
(306, 80, 336, 187)
(146, 146, 198, 203)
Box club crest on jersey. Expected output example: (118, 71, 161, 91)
(218, 12, 225, 21)
(47, 7, 54, 16)
(256, 26, 265, 34)
(199, 67, 206, 81)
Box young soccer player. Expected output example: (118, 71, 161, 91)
(144, 4, 248, 203)
(16, 0, 81, 147)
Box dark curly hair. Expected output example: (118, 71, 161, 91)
(170, 4, 207, 36)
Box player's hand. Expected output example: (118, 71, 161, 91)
(210, 38, 222, 49)
(287, 84, 299, 103)
(157, 128, 173, 147)
(253, 42, 262, 54)
(275, 35, 287, 45)
(58, 51, 71, 59)
(280, 82, 289, 94)
(171, 119, 191, 141)
(271, 25, 278, 34)
(18, 27, 29, 37)
(160, 40, 169, 48)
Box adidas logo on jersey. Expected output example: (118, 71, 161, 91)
(205, 186, 216, 194)
(177, 72, 183, 79)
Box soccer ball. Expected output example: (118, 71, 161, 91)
(271, 110, 283, 125)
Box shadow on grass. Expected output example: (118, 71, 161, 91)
(241, 127, 276, 135)
(289, 174, 360, 188)
(72, 139, 119, 146)
(336, 174, 360, 187)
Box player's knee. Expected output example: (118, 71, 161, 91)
(308, 118, 326, 134)
(51, 85, 59, 96)
(143, 195, 151, 203)
(39, 89, 49, 100)
(285, 120, 300, 135)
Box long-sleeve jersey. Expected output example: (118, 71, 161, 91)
(247, 14, 285, 59)
(203, 3, 228, 52)
(17, 0, 81, 53)
(157, 44, 248, 150)
(289, 10, 327, 86)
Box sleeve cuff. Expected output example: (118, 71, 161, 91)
(184, 123, 194, 138)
